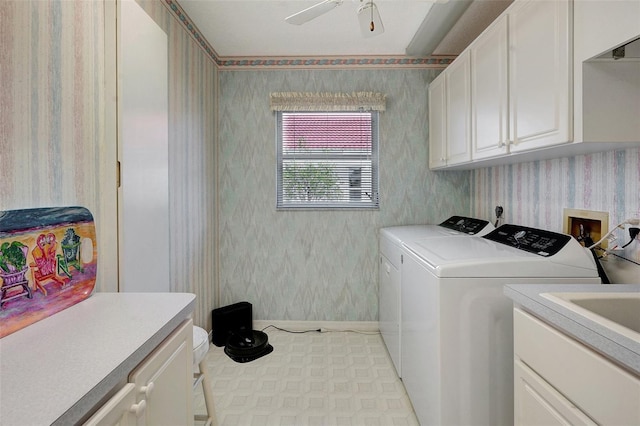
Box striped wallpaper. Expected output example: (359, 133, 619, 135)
(471, 148, 640, 238)
(0, 1, 119, 289)
(1, 0, 217, 330)
(137, 0, 217, 330)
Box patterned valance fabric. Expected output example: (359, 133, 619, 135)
(269, 92, 386, 112)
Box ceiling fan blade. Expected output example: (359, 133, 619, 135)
(285, 0, 343, 25)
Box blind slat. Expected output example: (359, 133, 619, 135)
(277, 111, 379, 209)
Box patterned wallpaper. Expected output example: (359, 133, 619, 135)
(218, 69, 470, 321)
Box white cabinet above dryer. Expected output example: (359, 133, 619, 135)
(475, 0, 572, 158)
(507, 0, 572, 153)
(428, 50, 472, 169)
(470, 14, 509, 160)
(429, 0, 640, 171)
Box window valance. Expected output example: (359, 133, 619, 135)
(270, 92, 386, 112)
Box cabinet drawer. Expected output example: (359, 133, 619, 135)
(84, 384, 141, 426)
(514, 308, 640, 425)
(515, 360, 596, 426)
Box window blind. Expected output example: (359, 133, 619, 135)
(276, 111, 379, 209)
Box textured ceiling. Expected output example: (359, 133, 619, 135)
(176, 0, 512, 59)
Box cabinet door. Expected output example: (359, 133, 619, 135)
(575, 0, 640, 62)
(428, 73, 447, 169)
(514, 360, 596, 426)
(379, 254, 401, 376)
(471, 15, 509, 160)
(509, 0, 572, 152)
(118, 0, 170, 292)
(445, 50, 472, 164)
(84, 384, 144, 426)
(128, 320, 193, 426)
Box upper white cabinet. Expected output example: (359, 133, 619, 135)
(428, 73, 447, 169)
(574, 0, 640, 63)
(428, 51, 472, 168)
(471, 0, 571, 159)
(508, 0, 572, 152)
(446, 50, 472, 164)
(431, 0, 640, 170)
(574, 0, 640, 144)
(471, 14, 509, 160)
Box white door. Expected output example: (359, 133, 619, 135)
(117, 0, 170, 292)
(128, 320, 193, 426)
(471, 14, 509, 160)
(84, 384, 144, 426)
(445, 50, 472, 165)
(428, 73, 447, 169)
(508, 0, 572, 152)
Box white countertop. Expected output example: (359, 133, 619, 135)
(0, 292, 195, 425)
(504, 283, 640, 376)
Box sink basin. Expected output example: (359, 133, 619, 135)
(540, 292, 640, 343)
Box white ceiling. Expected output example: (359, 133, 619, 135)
(176, 0, 512, 58)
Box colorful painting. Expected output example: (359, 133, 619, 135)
(0, 207, 97, 338)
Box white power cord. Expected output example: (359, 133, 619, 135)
(587, 218, 640, 250)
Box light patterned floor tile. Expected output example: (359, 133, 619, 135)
(194, 328, 418, 426)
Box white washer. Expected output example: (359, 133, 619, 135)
(401, 224, 601, 426)
(379, 216, 495, 376)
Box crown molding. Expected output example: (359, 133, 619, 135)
(165, 0, 455, 70)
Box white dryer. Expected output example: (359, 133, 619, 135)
(401, 224, 601, 426)
(379, 216, 495, 376)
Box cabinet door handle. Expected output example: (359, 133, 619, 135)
(129, 399, 147, 417)
(140, 382, 155, 398)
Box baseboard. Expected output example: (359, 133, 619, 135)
(253, 320, 379, 333)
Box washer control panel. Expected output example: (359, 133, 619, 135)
(483, 224, 572, 256)
(439, 216, 491, 235)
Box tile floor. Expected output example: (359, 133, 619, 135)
(194, 327, 419, 426)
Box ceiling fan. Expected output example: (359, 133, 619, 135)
(285, 0, 385, 38)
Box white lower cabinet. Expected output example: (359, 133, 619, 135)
(84, 384, 141, 426)
(513, 308, 640, 426)
(515, 360, 596, 425)
(85, 319, 194, 426)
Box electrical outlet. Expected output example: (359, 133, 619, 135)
(563, 208, 609, 249)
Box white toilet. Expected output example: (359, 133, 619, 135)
(193, 326, 217, 426)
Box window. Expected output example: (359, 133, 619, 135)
(276, 111, 379, 209)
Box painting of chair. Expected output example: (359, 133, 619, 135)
(0, 241, 33, 307)
(29, 233, 68, 296)
(57, 228, 84, 279)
